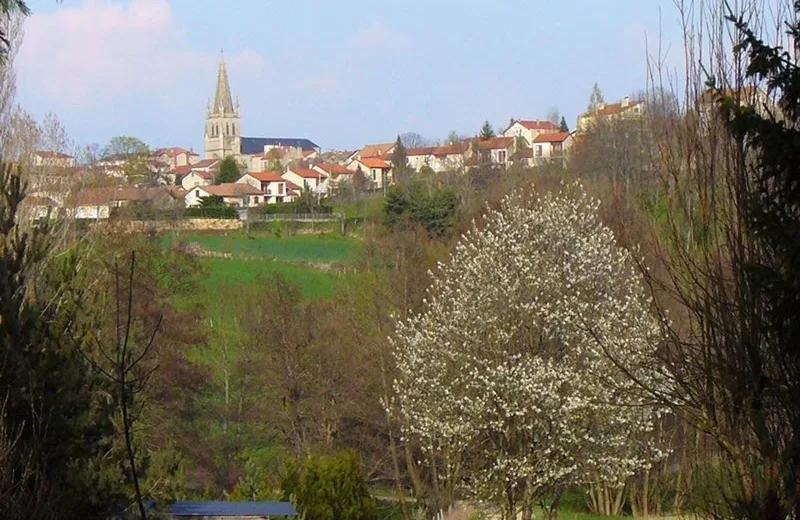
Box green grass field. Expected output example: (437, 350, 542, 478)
(198, 256, 344, 300)
(166, 231, 360, 264)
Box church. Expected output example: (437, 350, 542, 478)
(203, 54, 320, 170)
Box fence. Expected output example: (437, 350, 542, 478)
(242, 211, 343, 222)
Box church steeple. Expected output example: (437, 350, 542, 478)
(205, 50, 241, 160)
(213, 50, 235, 114)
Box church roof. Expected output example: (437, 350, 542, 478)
(241, 137, 320, 154)
(213, 54, 235, 114)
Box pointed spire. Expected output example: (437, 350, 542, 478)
(213, 50, 235, 114)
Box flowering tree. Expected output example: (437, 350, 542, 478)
(392, 185, 666, 519)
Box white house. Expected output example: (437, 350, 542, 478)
(429, 142, 469, 172)
(348, 157, 392, 190)
(33, 151, 76, 168)
(181, 170, 215, 190)
(282, 167, 329, 195)
(503, 120, 560, 146)
(468, 137, 516, 168)
(236, 171, 290, 203)
(67, 186, 177, 219)
(532, 132, 574, 165)
(184, 183, 264, 208)
(406, 147, 435, 171)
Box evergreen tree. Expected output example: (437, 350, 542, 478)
(391, 135, 410, 182)
(0, 162, 126, 518)
(216, 155, 240, 184)
(559, 116, 569, 132)
(587, 82, 605, 112)
(479, 120, 495, 140)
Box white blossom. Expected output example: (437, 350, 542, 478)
(392, 184, 668, 511)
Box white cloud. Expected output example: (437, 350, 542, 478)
(351, 21, 404, 48)
(17, 0, 265, 108)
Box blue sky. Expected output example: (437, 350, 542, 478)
(16, 0, 685, 152)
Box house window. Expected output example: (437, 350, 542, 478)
(498, 150, 507, 163)
(254, 196, 259, 204)
(195, 189, 200, 197)
(279, 183, 284, 195)
(535, 145, 543, 157)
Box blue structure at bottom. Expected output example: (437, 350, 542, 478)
(167, 500, 297, 517)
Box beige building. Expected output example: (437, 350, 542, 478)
(576, 96, 644, 133)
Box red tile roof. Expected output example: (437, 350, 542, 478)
(201, 183, 263, 197)
(432, 142, 469, 156)
(247, 171, 284, 182)
(533, 132, 571, 143)
(516, 120, 559, 131)
(476, 137, 514, 150)
(70, 187, 167, 206)
(314, 162, 351, 176)
(406, 147, 436, 156)
(359, 157, 391, 168)
(288, 168, 327, 179)
(359, 142, 394, 158)
(154, 147, 196, 157)
(34, 151, 74, 159)
(174, 165, 193, 176)
(191, 158, 220, 170)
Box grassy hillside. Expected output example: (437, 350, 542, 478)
(165, 231, 359, 265)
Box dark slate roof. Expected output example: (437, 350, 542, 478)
(168, 501, 297, 517)
(241, 137, 320, 154)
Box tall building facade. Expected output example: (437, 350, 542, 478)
(204, 54, 241, 159)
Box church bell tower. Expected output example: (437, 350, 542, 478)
(204, 51, 241, 160)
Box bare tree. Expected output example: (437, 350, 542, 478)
(88, 252, 162, 519)
(545, 107, 560, 125)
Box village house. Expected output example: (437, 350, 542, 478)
(576, 96, 644, 133)
(67, 186, 181, 220)
(236, 171, 291, 203)
(345, 142, 395, 167)
(406, 147, 435, 171)
(697, 86, 775, 126)
(152, 147, 199, 169)
(282, 167, 329, 195)
(22, 195, 60, 220)
(348, 157, 392, 190)
(184, 183, 264, 208)
(532, 131, 574, 165)
(32, 151, 76, 168)
(503, 120, 560, 146)
(313, 162, 353, 193)
(468, 136, 517, 168)
(180, 170, 215, 191)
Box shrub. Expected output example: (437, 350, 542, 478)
(281, 450, 376, 520)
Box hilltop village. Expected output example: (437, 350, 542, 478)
(22, 55, 647, 220)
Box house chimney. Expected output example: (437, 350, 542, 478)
(621, 96, 630, 108)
